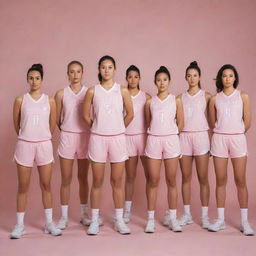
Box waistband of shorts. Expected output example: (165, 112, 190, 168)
(17, 138, 52, 143)
(181, 130, 209, 134)
(147, 134, 178, 137)
(61, 130, 90, 134)
(125, 133, 146, 136)
(91, 132, 124, 137)
(213, 132, 244, 135)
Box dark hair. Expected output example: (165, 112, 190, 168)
(216, 64, 239, 92)
(98, 55, 116, 82)
(126, 65, 140, 89)
(154, 66, 170, 83)
(185, 61, 201, 88)
(67, 60, 83, 73)
(27, 63, 43, 80)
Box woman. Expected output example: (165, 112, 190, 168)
(144, 66, 184, 233)
(208, 64, 254, 236)
(83, 55, 134, 235)
(124, 65, 151, 223)
(10, 64, 61, 238)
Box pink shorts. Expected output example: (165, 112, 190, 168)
(145, 135, 181, 159)
(180, 131, 210, 156)
(210, 133, 247, 158)
(58, 131, 89, 159)
(14, 139, 54, 167)
(88, 133, 128, 163)
(125, 134, 146, 157)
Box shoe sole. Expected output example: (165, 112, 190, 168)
(44, 229, 62, 236)
(10, 230, 26, 239)
(114, 225, 131, 235)
(208, 225, 225, 232)
(179, 220, 194, 226)
(144, 229, 155, 233)
(240, 229, 255, 236)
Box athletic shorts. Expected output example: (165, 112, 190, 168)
(180, 131, 210, 156)
(210, 133, 247, 158)
(125, 134, 146, 157)
(14, 139, 54, 167)
(58, 131, 89, 159)
(88, 133, 128, 163)
(145, 134, 181, 159)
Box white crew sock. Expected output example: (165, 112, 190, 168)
(217, 208, 225, 221)
(45, 208, 53, 224)
(202, 207, 208, 218)
(61, 205, 68, 219)
(115, 208, 124, 221)
(147, 210, 155, 220)
(124, 201, 132, 212)
(240, 208, 248, 222)
(17, 212, 25, 225)
(80, 204, 89, 216)
(184, 205, 191, 215)
(169, 209, 177, 220)
(91, 209, 99, 222)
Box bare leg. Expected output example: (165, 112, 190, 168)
(77, 159, 90, 204)
(125, 156, 138, 201)
(141, 156, 150, 198)
(59, 157, 74, 205)
(179, 156, 193, 205)
(110, 162, 125, 208)
(16, 164, 32, 212)
(90, 162, 105, 209)
(195, 153, 210, 207)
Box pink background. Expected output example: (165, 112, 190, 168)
(0, 0, 256, 255)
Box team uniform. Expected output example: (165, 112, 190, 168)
(58, 86, 89, 159)
(125, 90, 147, 157)
(88, 83, 128, 163)
(14, 93, 53, 167)
(145, 94, 181, 159)
(180, 90, 210, 156)
(210, 89, 247, 158)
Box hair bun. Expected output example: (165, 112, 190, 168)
(190, 61, 198, 67)
(31, 63, 43, 70)
(159, 66, 168, 72)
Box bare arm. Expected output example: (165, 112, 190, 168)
(176, 95, 184, 132)
(13, 96, 23, 135)
(144, 98, 152, 129)
(208, 95, 216, 129)
(205, 91, 212, 126)
(241, 92, 251, 132)
(49, 97, 57, 134)
(54, 89, 64, 130)
(121, 86, 134, 127)
(83, 87, 94, 128)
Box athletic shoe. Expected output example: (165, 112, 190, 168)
(201, 216, 210, 229)
(10, 224, 26, 239)
(44, 222, 62, 236)
(240, 221, 254, 236)
(145, 219, 155, 233)
(81, 215, 103, 226)
(162, 210, 170, 226)
(208, 219, 225, 232)
(87, 221, 100, 235)
(114, 219, 131, 234)
(178, 214, 194, 226)
(56, 217, 68, 230)
(169, 219, 182, 232)
(123, 211, 131, 223)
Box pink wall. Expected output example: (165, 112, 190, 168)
(1, 0, 256, 224)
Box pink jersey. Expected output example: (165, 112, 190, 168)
(18, 93, 51, 142)
(91, 83, 125, 135)
(125, 90, 147, 135)
(148, 94, 178, 136)
(60, 86, 88, 133)
(182, 90, 209, 132)
(214, 90, 245, 134)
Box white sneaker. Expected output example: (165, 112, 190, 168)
(163, 210, 170, 226)
(201, 216, 210, 229)
(208, 219, 225, 232)
(240, 221, 254, 236)
(44, 222, 62, 236)
(123, 211, 131, 224)
(57, 217, 68, 230)
(178, 214, 194, 226)
(87, 221, 100, 235)
(114, 219, 131, 234)
(80, 212, 91, 226)
(169, 219, 182, 232)
(145, 219, 155, 233)
(10, 224, 26, 239)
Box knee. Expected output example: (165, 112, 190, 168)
(18, 183, 29, 194)
(149, 178, 160, 188)
(216, 178, 227, 187)
(235, 179, 247, 189)
(92, 178, 104, 189)
(126, 174, 135, 184)
(182, 173, 192, 184)
(40, 182, 51, 192)
(61, 177, 72, 187)
(198, 176, 209, 186)
(111, 177, 123, 189)
(166, 179, 176, 188)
